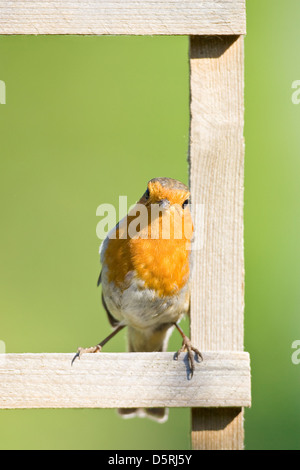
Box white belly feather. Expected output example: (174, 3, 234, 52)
(101, 265, 190, 331)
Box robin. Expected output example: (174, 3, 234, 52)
(72, 177, 202, 422)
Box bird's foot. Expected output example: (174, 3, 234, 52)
(71, 324, 126, 366)
(174, 334, 203, 379)
(71, 344, 102, 366)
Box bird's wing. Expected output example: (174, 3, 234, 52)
(97, 269, 120, 328)
(97, 270, 102, 287)
(101, 293, 120, 328)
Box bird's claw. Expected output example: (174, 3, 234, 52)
(71, 345, 102, 366)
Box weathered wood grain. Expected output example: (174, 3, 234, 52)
(189, 35, 245, 449)
(0, 0, 246, 35)
(0, 352, 251, 409)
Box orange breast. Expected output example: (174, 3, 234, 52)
(103, 206, 193, 297)
(130, 237, 191, 296)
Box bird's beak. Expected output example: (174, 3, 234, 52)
(158, 199, 170, 210)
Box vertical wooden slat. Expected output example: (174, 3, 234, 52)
(189, 36, 245, 450)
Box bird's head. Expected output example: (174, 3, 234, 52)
(136, 177, 193, 241)
(139, 177, 190, 211)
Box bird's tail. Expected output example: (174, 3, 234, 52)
(117, 325, 173, 423)
(118, 407, 169, 423)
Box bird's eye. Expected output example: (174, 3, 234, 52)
(144, 188, 150, 200)
(182, 199, 189, 209)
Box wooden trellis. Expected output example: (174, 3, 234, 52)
(0, 0, 250, 450)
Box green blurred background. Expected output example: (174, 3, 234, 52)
(1, 0, 300, 450)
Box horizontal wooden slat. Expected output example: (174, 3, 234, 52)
(0, 0, 246, 35)
(0, 352, 251, 409)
